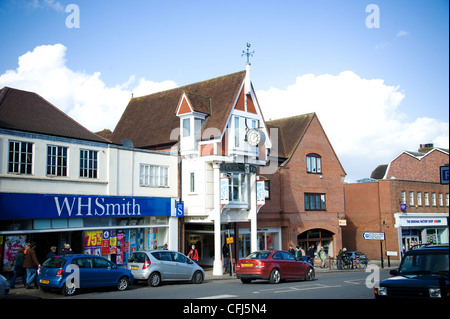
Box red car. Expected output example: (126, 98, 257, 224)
(236, 250, 315, 284)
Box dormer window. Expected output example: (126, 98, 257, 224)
(306, 153, 321, 174)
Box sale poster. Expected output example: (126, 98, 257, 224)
(84, 230, 102, 255)
(109, 230, 117, 254)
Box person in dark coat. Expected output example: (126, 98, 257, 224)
(10, 247, 26, 288)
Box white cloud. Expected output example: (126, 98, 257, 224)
(257, 71, 449, 182)
(396, 30, 409, 38)
(0, 44, 177, 132)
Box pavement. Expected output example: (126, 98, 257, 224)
(4, 260, 400, 299)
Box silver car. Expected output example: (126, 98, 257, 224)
(127, 250, 205, 287)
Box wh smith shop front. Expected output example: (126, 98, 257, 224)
(0, 193, 177, 272)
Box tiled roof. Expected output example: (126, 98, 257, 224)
(0, 87, 109, 143)
(111, 71, 246, 148)
(267, 113, 315, 159)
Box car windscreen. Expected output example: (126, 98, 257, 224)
(399, 251, 449, 276)
(245, 252, 270, 260)
(42, 257, 67, 268)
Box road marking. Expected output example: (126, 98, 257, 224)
(197, 294, 238, 299)
(253, 283, 341, 295)
(344, 279, 366, 285)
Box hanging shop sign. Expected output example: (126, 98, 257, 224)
(0, 193, 171, 219)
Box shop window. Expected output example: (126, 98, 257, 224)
(306, 153, 321, 174)
(47, 145, 68, 176)
(80, 149, 98, 178)
(304, 193, 326, 211)
(8, 140, 33, 174)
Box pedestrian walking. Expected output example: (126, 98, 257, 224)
(307, 245, 315, 265)
(222, 243, 229, 273)
(9, 247, 26, 288)
(319, 248, 327, 268)
(187, 244, 199, 262)
(23, 242, 40, 289)
(295, 245, 302, 259)
(337, 247, 346, 270)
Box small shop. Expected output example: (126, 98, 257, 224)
(0, 193, 177, 272)
(395, 213, 449, 255)
(238, 227, 281, 259)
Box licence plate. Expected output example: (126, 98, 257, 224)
(242, 263, 253, 267)
(40, 279, 49, 284)
(131, 266, 139, 270)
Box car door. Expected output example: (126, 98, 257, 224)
(71, 257, 95, 288)
(171, 252, 193, 280)
(152, 251, 177, 280)
(280, 251, 299, 277)
(272, 252, 288, 277)
(93, 257, 117, 286)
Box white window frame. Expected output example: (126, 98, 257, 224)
(139, 164, 169, 187)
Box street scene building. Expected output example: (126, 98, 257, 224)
(111, 65, 272, 275)
(256, 113, 347, 259)
(343, 144, 449, 261)
(0, 87, 179, 270)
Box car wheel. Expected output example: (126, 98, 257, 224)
(241, 278, 252, 284)
(62, 282, 76, 296)
(269, 268, 281, 284)
(117, 276, 129, 291)
(191, 271, 204, 284)
(148, 272, 161, 287)
(305, 267, 315, 281)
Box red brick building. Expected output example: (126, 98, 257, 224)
(255, 113, 347, 258)
(343, 145, 449, 261)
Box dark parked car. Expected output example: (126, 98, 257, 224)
(374, 244, 449, 299)
(37, 254, 134, 296)
(236, 250, 315, 284)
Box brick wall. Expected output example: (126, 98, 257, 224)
(385, 149, 448, 182)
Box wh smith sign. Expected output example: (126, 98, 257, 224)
(0, 193, 171, 219)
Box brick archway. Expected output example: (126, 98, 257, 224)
(297, 228, 336, 258)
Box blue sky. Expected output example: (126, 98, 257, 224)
(0, 0, 448, 181)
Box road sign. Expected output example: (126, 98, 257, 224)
(440, 165, 449, 185)
(176, 202, 184, 217)
(362, 232, 385, 240)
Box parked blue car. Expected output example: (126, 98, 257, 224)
(37, 254, 134, 296)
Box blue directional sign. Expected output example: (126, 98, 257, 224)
(440, 165, 449, 185)
(176, 202, 184, 217)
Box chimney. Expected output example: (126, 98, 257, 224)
(418, 143, 434, 153)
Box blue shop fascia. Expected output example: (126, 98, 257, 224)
(0, 193, 176, 271)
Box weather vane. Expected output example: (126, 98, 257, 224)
(241, 42, 255, 64)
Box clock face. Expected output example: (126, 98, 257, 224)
(247, 129, 261, 146)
